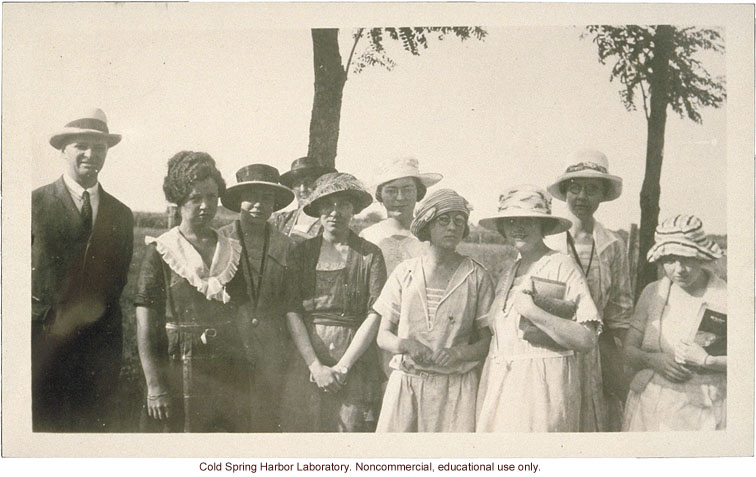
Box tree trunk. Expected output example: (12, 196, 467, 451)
(636, 25, 674, 300)
(308, 29, 346, 170)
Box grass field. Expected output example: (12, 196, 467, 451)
(114, 219, 725, 431)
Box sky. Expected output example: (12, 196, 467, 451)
(8, 3, 728, 233)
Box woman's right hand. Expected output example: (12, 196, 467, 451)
(146, 387, 173, 421)
(401, 338, 433, 364)
(309, 363, 343, 393)
(652, 353, 693, 383)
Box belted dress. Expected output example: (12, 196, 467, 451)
(280, 232, 387, 432)
(135, 227, 249, 432)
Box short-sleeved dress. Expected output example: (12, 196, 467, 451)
(623, 272, 727, 431)
(360, 219, 428, 380)
(476, 251, 601, 432)
(372, 256, 495, 432)
(280, 232, 387, 432)
(135, 227, 250, 432)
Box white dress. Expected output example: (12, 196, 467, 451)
(623, 273, 727, 431)
(476, 252, 601, 432)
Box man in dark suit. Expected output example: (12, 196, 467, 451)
(32, 108, 134, 432)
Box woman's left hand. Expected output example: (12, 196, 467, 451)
(675, 340, 709, 367)
(513, 291, 536, 317)
(431, 348, 461, 367)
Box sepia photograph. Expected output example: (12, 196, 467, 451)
(1, 0, 754, 463)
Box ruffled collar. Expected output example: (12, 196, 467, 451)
(145, 227, 241, 303)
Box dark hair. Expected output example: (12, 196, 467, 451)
(416, 216, 470, 243)
(376, 177, 426, 203)
(559, 178, 610, 197)
(163, 151, 226, 205)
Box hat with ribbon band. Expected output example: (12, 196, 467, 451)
(49, 108, 122, 150)
(221, 164, 295, 213)
(547, 149, 623, 202)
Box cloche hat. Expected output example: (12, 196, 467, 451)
(410, 188, 471, 239)
(647, 214, 723, 263)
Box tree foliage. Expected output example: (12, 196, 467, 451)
(348, 27, 487, 75)
(308, 26, 486, 167)
(583, 25, 726, 299)
(584, 25, 726, 122)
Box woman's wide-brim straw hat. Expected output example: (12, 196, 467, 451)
(478, 184, 572, 236)
(221, 164, 295, 213)
(374, 156, 443, 201)
(302, 172, 373, 217)
(547, 149, 623, 202)
(279, 156, 337, 189)
(647, 214, 723, 263)
(410, 188, 472, 239)
(49, 108, 122, 150)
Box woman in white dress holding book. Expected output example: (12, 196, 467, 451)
(623, 214, 726, 431)
(476, 185, 601, 432)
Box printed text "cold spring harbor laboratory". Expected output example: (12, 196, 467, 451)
(201, 461, 540, 473)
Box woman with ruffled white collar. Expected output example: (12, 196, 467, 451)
(135, 151, 249, 432)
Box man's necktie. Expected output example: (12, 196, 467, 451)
(81, 190, 93, 235)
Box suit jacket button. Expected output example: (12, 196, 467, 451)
(251, 318, 259, 327)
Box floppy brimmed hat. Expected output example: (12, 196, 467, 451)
(374, 157, 443, 202)
(49, 108, 122, 150)
(647, 214, 723, 263)
(221, 164, 295, 212)
(279, 156, 337, 189)
(547, 149, 623, 202)
(410, 188, 471, 239)
(302, 172, 373, 217)
(478, 184, 572, 236)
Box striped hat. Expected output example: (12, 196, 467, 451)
(410, 188, 471, 239)
(647, 214, 723, 263)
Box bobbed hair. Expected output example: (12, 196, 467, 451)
(163, 151, 226, 206)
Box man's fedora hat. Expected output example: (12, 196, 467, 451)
(279, 156, 337, 189)
(49, 108, 122, 150)
(222, 164, 295, 213)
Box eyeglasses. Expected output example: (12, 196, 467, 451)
(567, 181, 603, 197)
(435, 214, 467, 228)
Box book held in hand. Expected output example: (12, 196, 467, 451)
(519, 277, 577, 350)
(691, 304, 726, 357)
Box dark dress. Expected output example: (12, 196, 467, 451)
(218, 220, 296, 432)
(280, 232, 387, 432)
(134, 230, 250, 432)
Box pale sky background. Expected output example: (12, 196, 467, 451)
(9, 3, 727, 233)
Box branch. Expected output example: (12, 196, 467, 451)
(344, 28, 364, 81)
(639, 80, 650, 121)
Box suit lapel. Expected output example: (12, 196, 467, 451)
(53, 176, 86, 231)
